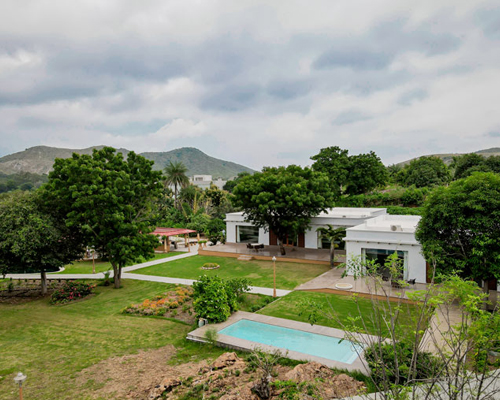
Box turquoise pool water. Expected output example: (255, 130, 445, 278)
(219, 319, 360, 364)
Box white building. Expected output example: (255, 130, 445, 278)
(344, 214, 427, 283)
(225, 208, 427, 283)
(190, 175, 226, 190)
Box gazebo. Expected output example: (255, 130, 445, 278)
(151, 227, 197, 253)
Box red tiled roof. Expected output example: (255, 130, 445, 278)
(151, 227, 197, 236)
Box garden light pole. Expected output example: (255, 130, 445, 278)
(14, 372, 26, 400)
(272, 256, 277, 298)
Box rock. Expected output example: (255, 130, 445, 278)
(284, 361, 331, 382)
(330, 374, 365, 398)
(212, 352, 240, 369)
(147, 377, 181, 399)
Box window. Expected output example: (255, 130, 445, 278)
(236, 225, 259, 243)
(362, 248, 407, 279)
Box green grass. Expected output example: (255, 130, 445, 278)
(257, 291, 421, 337)
(130, 256, 330, 290)
(52, 252, 183, 274)
(0, 279, 202, 400)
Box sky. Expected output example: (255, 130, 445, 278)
(0, 0, 499, 170)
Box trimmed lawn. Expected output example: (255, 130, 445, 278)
(257, 291, 422, 337)
(0, 280, 225, 400)
(52, 252, 183, 274)
(130, 256, 330, 290)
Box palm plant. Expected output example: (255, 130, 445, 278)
(317, 225, 346, 268)
(164, 161, 189, 208)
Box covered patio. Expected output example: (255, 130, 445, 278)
(198, 243, 342, 265)
(151, 227, 197, 253)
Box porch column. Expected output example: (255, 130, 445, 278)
(185, 234, 190, 252)
(165, 235, 170, 253)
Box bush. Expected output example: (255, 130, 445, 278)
(50, 281, 95, 304)
(192, 276, 250, 322)
(364, 341, 442, 385)
(401, 187, 429, 207)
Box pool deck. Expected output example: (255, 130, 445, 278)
(187, 311, 374, 373)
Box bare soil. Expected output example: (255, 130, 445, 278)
(76, 349, 366, 400)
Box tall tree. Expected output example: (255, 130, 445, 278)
(310, 146, 350, 197)
(346, 151, 388, 195)
(43, 147, 163, 288)
(0, 191, 84, 294)
(164, 161, 189, 208)
(398, 156, 451, 188)
(317, 225, 346, 268)
(233, 165, 335, 255)
(415, 172, 500, 286)
(311, 147, 387, 195)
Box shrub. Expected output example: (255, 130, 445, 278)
(204, 327, 219, 346)
(192, 276, 250, 322)
(50, 281, 95, 304)
(193, 275, 231, 323)
(364, 341, 443, 385)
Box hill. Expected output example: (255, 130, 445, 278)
(396, 147, 500, 166)
(0, 145, 254, 180)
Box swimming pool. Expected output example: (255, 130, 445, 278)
(219, 319, 360, 364)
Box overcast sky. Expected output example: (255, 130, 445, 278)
(0, 0, 499, 170)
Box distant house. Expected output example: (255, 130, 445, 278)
(190, 175, 226, 190)
(225, 208, 427, 283)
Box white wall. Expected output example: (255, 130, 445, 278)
(345, 241, 426, 283)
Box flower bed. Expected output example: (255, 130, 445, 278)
(201, 262, 220, 270)
(123, 286, 195, 323)
(50, 281, 96, 304)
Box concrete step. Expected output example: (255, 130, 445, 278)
(237, 255, 254, 261)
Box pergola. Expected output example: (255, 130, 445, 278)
(151, 227, 197, 253)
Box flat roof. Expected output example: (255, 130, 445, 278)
(226, 208, 385, 220)
(347, 215, 421, 233)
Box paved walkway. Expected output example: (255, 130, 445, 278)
(5, 250, 291, 297)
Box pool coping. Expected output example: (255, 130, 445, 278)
(187, 311, 375, 373)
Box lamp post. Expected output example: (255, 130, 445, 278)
(14, 372, 26, 400)
(272, 256, 277, 298)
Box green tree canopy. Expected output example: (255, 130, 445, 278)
(452, 153, 500, 180)
(0, 191, 85, 293)
(164, 161, 189, 208)
(311, 146, 387, 195)
(397, 156, 451, 188)
(233, 165, 335, 255)
(346, 151, 388, 195)
(415, 172, 500, 283)
(43, 147, 163, 288)
(223, 171, 251, 193)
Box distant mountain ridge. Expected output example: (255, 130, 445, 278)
(396, 147, 500, 166)
(0, 146, 254, 180)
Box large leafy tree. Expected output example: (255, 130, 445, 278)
(452, 153, 500, 180)
(397, 156, 451, 188)
(233, 165, 335, 255)
(43, 147, 163, 288)
(346, 151, 388, 195)
(0, 191, 85, 293)
(311, 146, 387, 195)
(415, 172, 500, 285)
(164, 161, 189, 208)
(310, 146, 350, 196)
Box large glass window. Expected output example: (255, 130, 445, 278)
(363, 248, 407, 279)
(236, 225, 259, 243)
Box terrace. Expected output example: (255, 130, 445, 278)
(199, 243, 337, 265)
